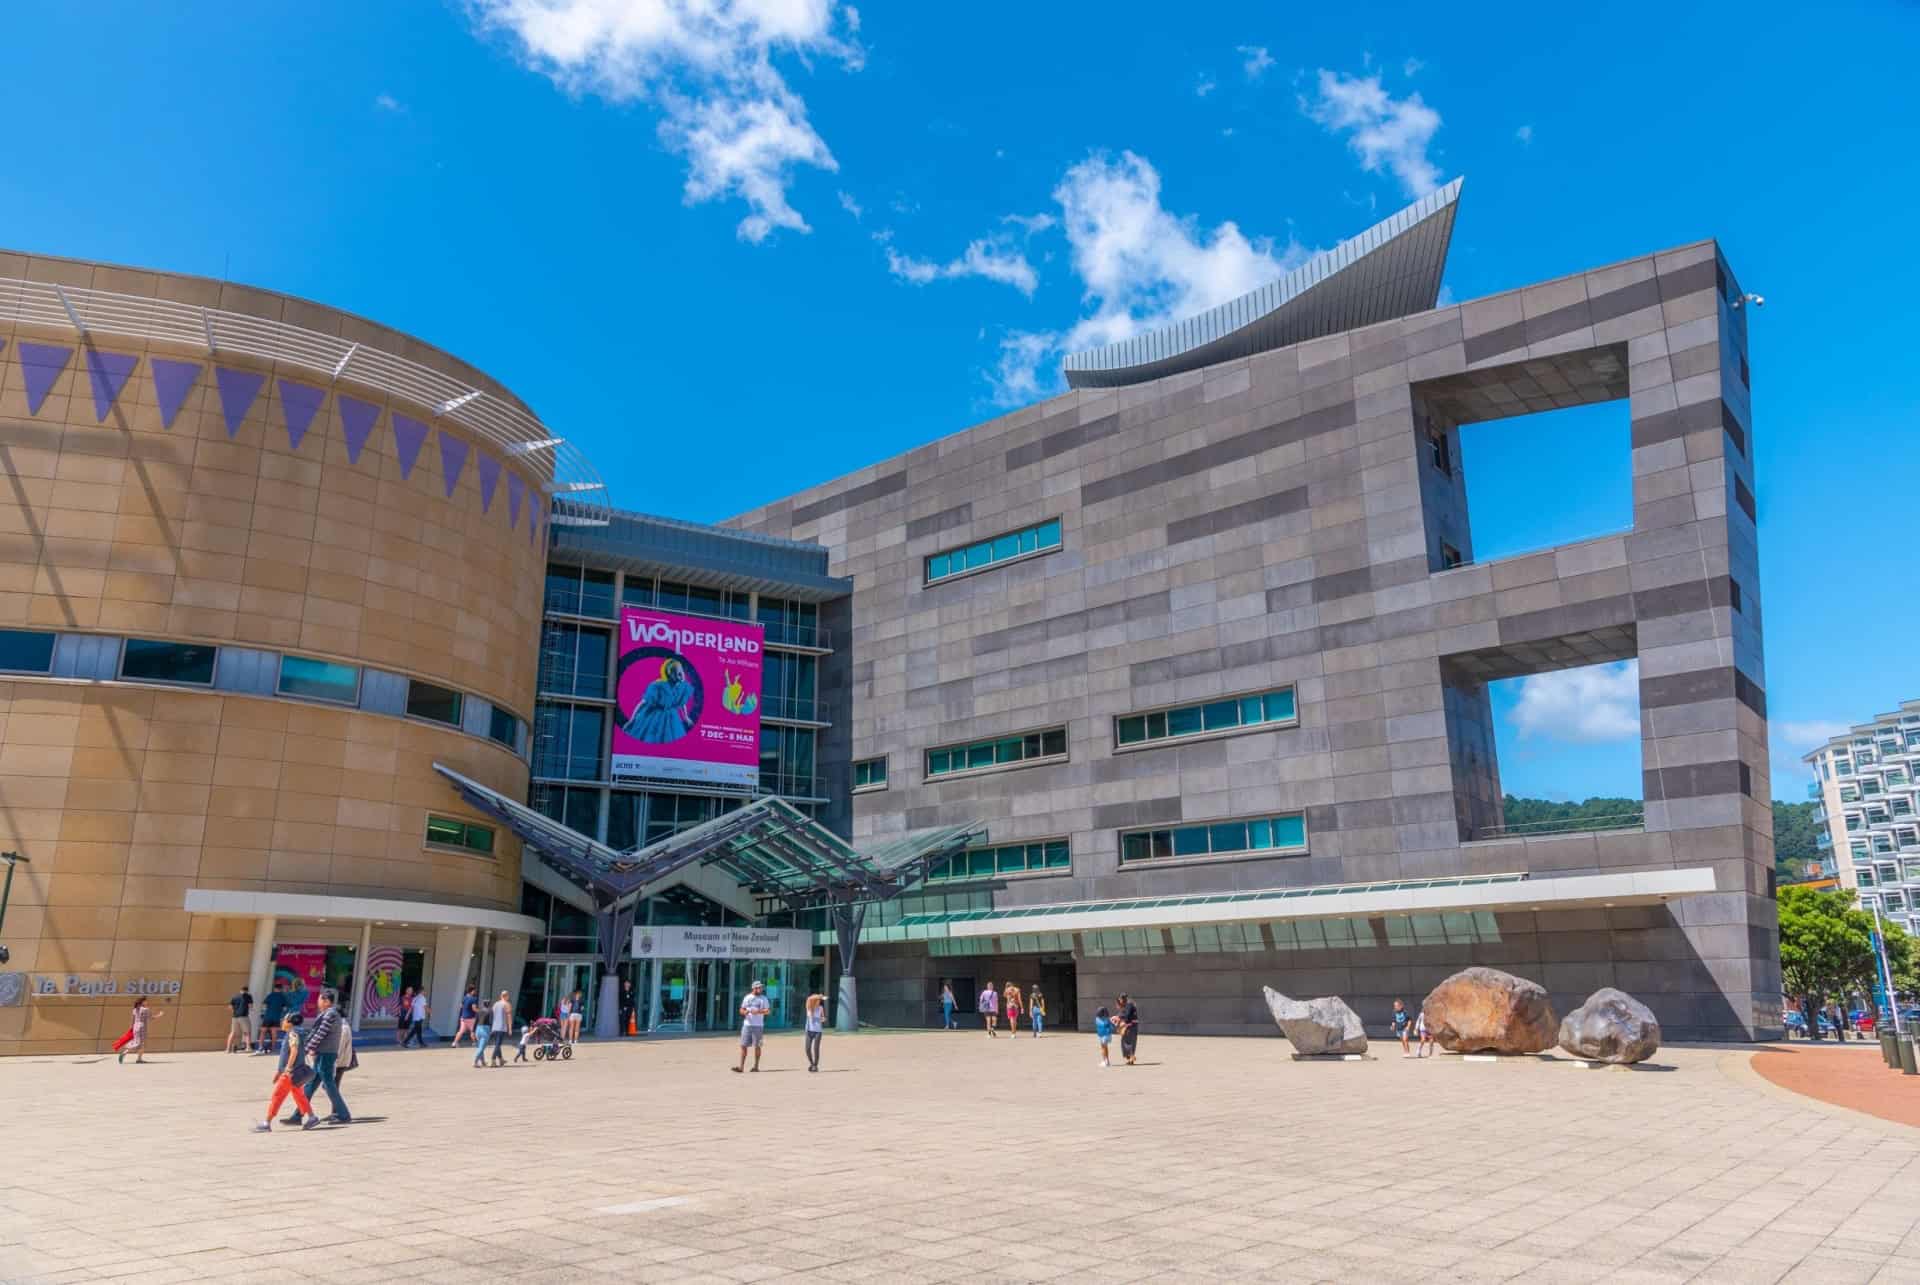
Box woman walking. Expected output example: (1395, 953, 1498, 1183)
(395, 986, 413, 1046)
(1030, 988, 1046, 1038)
(252, 1014, 319, 1132)
(1003, 982, 1022, 1039)
(939, 980, 956, 1030)
(1115, 993, 1140, 1066)
(978, 981, 999, 1037)
(453, 985, 480, 1047)
(804, 991, 826, 1072)
(566, 989, 586, 1044)
(116, 996, 165, 1064)
(487, 990, 512, 1067)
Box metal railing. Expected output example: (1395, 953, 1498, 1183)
(1470, 807, 1646, 841)
(0, 274, 610, 525)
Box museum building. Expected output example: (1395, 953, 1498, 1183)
(0, 178, 1782, 1051)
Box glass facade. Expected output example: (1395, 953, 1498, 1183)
(1120, 814, 1308, 865)
(928, 839, 1070, 882)
(1115, 687, 1297, 747)
(926, 727, 1066, 778)
(539, 622, 611, 700)
(533, 702, 605, 781)
(762, 651, 818, 722)
(925, 517, 1062, 584)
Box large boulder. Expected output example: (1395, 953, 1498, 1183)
(1421, 967, 1558, 1054)
(1558, 988, 1661, 1064)
(1262, 987, 1368, 1056)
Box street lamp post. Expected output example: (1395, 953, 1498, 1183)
(1869, 898, 1904, 1037)
(0, 851, 29, 961)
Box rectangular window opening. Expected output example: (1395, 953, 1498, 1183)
(1113, 686, 1297, 750)
(1117, 814, 1306, 867)
(406, 680, 464, 726)
(924, 517, 1063, 585)
(853, 756, 888, 792)
(121, 639, 217, 686)
(0, 628, 56, 673)
(426, 815, 495, 856)
(925, 726, 1068, 779)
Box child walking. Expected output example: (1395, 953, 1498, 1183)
(472, 1011, 493, 1068)
(1094, 1005, 1113, 1068)
(253, 1015, 320, 1132)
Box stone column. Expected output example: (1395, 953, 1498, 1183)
(246, 916, 277, 1011)
(349, 920, 373, 1027)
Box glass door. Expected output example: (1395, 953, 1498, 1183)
(654, 959, 691, 1031)
(542, 963, 595, 1025)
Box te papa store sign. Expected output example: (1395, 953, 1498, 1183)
(0, 974, 182, 1005)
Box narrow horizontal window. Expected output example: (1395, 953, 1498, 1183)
(406, 680, 464, 726)
(0, 628, 55, 673)
(426, 814, 495, 856)
(924, 517, 1063, 585)
(928, 838, 1071, 882)
(277, 655, 360, 704)
(1113, 686, 1297, 749)
(925, 726, 1068, 778)
(853, 756, 888, 791)
(1117, 813, 1307, 866)
(121, 638, 216, 686)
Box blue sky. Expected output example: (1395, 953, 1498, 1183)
(3, 2, 1915, 803)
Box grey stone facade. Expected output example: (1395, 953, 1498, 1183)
(732, 239, 1779, 1041)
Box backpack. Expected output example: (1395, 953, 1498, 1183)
(334, 1017, 355, 1060)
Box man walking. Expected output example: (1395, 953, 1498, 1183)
(452, 985, 480, 1047)
(226, 985, 254, 1054)
(733, 979, 771, 1073)
(256, 979, 289, 1056)
(402, 987, 430, 1047)
(291, 988, 352, 1125)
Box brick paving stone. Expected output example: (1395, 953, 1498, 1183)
(2, 1035, 1919, 1282)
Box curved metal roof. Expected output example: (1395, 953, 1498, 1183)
(1062, 177, 1463, 389)
(0, 273, 611, 525)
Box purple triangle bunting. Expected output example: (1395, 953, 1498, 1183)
(214, 367, 267, 437)
(17, 342, 73, 415)
(391, 413, 429, 479)
(507, 471, 525, 528)
(276, 380, 326, 452)
(150, 358, 203, 429)
(475, 452, 502, 513)
(436, 430, 470, 499)
(84, 349, 139, 422)
(337, 395, 380, 464)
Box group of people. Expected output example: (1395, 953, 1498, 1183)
(732, 979, 829, 1073)
(1390, 999, 1436, 1057)
(945, 980, 1052, 1038)
(253, 987, 356, 1130)
(937, 979, 1140, 1067)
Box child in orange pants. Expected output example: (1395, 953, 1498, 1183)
(254, 1015, 318, 1132)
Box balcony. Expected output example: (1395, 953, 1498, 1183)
(1806, 781, 1823, 800)
(1468, 806, 1645, 841)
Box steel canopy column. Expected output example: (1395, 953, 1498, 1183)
(595, 898, 637, 1039)
(832, 892, 867, 1032)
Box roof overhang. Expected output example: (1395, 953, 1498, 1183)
(183, 888, 543, 937)
(433, 763, 982, 910)
(916, 867, 1715, 939)
(1062, 177, 1463, 388)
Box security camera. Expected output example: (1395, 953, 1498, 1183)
(1731, 293, 1765, 309)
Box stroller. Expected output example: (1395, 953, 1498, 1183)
(525, 1018, 571, 1061)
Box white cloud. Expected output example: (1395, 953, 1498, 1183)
(984, 150, 1305, 405)
(466, 0, 861, 242)
(836, 189, 862, 219)
(1195, 75, 1217, 97)
(1770, 719, 1852, 781)
(1002, 212, 1056, 235)
(374, 92, 405, 112)
(1508, 661, 1641, 743)
(1515, 123, 1533, 145)
(1236, 45, 1273, 80)
(887, 237, 1038, 296)
(1402, 57, 1424, 76)
(1303, 68, 1443, 197)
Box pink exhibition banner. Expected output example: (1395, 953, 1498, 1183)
(612, 607, 763, 789)
(273, 945, 328, 1019)
(360, 946, 406, 1022)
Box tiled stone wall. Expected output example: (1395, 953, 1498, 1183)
(0, 253, 544, 1054)
(735, 238, 1779, 1040)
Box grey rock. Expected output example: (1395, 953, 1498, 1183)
(1558, 987, 1661, 1064)
(1262, 987, 1368, 1056)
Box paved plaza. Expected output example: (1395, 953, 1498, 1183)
(2, 1031, 1919, 1284)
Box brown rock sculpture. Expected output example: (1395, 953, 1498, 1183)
(1558, 987, 1661, 1064)
(1420, 966, 1558, 1054)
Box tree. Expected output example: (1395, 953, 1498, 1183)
(1778, 884, 1913, 1023)
(1771, 800, 1822, 881)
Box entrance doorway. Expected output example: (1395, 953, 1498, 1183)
(543, 962, 596, 1026)
(645, 959, 804, 1032)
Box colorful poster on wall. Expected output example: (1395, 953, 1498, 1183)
(273, 945, 329, 1019)
(360, 946, 406, 1022)
(612, 607, 763, 788)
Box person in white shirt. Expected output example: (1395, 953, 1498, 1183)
(733, 979, 772, 1073)
(402, 988, 431, 1047)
